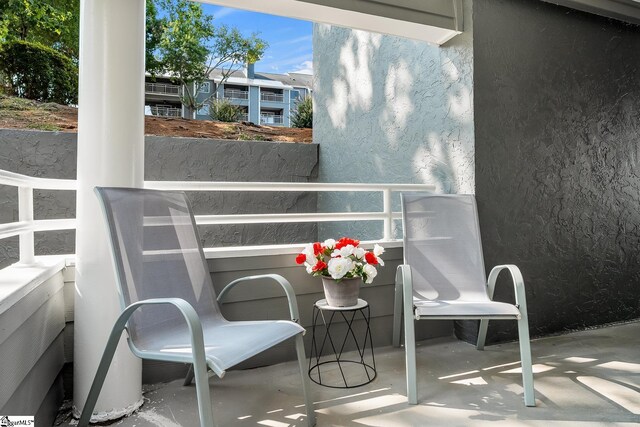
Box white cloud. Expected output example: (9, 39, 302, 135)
(258, 53, 312, 74)
(291, 60, 313, 75)
(214, 7, 238, 19)
(272, 35, 313, 46)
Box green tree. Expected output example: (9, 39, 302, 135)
(145, 0, 164, 75)
(0, 39, 77, 104)
(209, 98, 241, 122)
(291, 95, 313, 128)
(152, 0, 268, 117)
(0, 0, 79, 61)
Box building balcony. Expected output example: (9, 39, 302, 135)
(261, 92, 285, 102)
(238, 112, 249, 122)
(1, 165, 640, 426)
(145, 82, 182, 97)
(224, 89, 249, 100)
(149, 106, 181, 117)
(261, 114, 284, 125)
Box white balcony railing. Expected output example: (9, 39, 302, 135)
(145, 82, 182, 96)
(150, 106, 182, 117)
(0, 170, 77, 265)
(224, 89, 249, 100)
(260, 115, 283, 125)
(260, 92, 284, 102)
(238, 113, 249, 122)
(0, 168, 434, 265)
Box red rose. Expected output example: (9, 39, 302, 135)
(335, 237, 359, 250)
(313, 242, 323, 255)
(295, 253, 307, 264)
(364, 251, 378, 265)
(312, 260, 327, 272)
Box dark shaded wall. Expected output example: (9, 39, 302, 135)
(472, 0, 640, 343)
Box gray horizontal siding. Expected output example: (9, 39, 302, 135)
(0, 269, 65, 422)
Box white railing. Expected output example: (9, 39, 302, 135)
(0, 168, 434, 265)
(224, 89, 249, 100)
(0, 170, 76, 265)
(145, 82, 182, 96)
(150, 106, 182, 117)
(238, 113, 249, 122)
(260, 115, 283, 125)
(260, 92, 284, 102)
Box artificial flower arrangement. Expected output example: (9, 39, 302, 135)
(295, 237, 385, 284)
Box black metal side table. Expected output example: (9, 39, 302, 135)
(308, 298, 376, 388)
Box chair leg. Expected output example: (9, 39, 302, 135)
(192, 352, 215, 427)
(295, 334, 316, 426)
(477, 319, 489, 350)
(403, 307, 418, 404)
(392, 275, 403, 348)
(517, 318, 536, 407)
(78, 323, 129, 426)
(184, 364, 195, 386)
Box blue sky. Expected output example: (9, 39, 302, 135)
(200, 5, 313, 75)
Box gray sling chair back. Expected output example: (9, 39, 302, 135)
(392, 193, 535, 407)
(78, 187, 315, 427)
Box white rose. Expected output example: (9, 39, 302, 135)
(363, 264, 378, 284)
(373, 244, 385, 257)
(339, 244, 355, 257)
(323, 238, 336, 249)
(305, 263, 314, 274)
(328, 257, 354, 280)
(353, 247, 366, 259)
(303, 243, 316, 264)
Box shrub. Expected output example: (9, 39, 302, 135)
(209, 98, 242, 122)
(291, 95, 312, 128)
(0, 40, 78, 105)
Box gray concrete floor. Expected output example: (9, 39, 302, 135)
(59, 321, 640, 426)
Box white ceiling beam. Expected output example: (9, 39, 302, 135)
(196, 0, 463, 45)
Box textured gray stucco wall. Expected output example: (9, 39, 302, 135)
(0, 130, 319, 268)
(313, 0, 474, 240)
(472, 0, 640, 344)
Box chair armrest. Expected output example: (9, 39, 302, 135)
(77, 298, 214, 427)
(392, 264, 415, 347)
(118, 298, 210, 365)
(487, 264, 529, 315)
(217, 274, 300, 322)
(477, 265, 529, 351)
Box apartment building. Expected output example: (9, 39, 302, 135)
(144, 63, 312, 127)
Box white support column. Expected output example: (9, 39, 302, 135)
(74, 0, 145, 421)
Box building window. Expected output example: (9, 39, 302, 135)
(291, 90, 300, 99)
(198, 81, 211, 94)
(197, 103, 210, 116)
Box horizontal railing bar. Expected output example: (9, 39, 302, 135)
(194, 212, 403, 225)
(145, 181, 435, 193)
(33, 219, 77, 232)
(0, 221, 32, 240)
(0, 219, 77, 239)
(0, 170, 76, 190)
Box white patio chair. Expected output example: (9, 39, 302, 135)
(392, 193, 535, 407)
(78, 187, 315, 427)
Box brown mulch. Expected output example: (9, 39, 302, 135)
(0, 95, 312, 143)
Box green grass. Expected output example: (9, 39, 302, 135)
(0, 94, 37, 111)
(237, 132, 267, 141)
(27, 123, 61, 131)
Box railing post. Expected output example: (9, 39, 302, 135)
(18, 186, 35, 265)
(383, 188, 393, 240)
